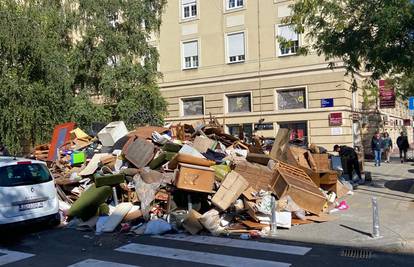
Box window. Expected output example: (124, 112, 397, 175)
(279, 121, 308, 146)
(227, 32, 245, 63)
(277, 88, 306, 110)
(182, 97, 204, 116)
(182, 40, 199, 69)
(182, 0, 197, 19)
(0, 164, 52, 187)
(227, 93, 251, 113)
(227, 0, 244, 10)
(228, 124, 253, 143)
(277, 25, 299, 56)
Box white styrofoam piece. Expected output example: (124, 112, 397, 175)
(97, 121, 128, 147)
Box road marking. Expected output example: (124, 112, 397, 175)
(116, 243, 291, 267)
(67, 259, 141, 267)
(153, 234, 311, 255)
(0, 249, 34, 266)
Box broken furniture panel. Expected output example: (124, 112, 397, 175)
(212, 171, 249, 211)
(273, 162, 326, 215)
(175, 163, 215, 193)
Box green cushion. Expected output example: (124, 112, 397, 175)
(149, 152, 176, 169)
(94, 173, 125, 187)
(162, 142, 182, 153)
(68, 184, 112, 221)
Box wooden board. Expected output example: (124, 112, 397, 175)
(241, 220, 268, 230)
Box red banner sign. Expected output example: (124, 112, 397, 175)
(379, 80, 395, 109)
(329, 112, 343, 126)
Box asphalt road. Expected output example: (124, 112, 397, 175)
(1, 226, 414, 267)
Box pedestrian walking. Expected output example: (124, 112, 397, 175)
(371, 132, 384, 166)
(382, 132, 393, 163)
(333, 145, 364, 184)
(396, 132, 410, 163)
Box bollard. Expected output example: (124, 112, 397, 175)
(372, 197, 380, 238)
(112, 187, 119, 206)
(270, 196, 277, 236)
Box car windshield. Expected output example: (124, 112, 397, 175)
(0, 163, 52, 187)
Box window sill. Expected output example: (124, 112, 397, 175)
(225, 111, 252, 115)
(182, 67, 199, 71)
(224, 7, 246, 14)
(227, 60, 245, 65)
(179, 17, 199, 24)
(278, 52, 298, 57)
(181, 114, 205, 119)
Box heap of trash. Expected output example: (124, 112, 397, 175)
(31, 118, 354, 236)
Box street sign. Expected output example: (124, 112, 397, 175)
(409, 97, 414, 110)
(329, 112, 343, 126)
(321, 98, 334, 108)
(378, 80, 395, 109)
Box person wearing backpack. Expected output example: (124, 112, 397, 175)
(396, 132, 410, 163)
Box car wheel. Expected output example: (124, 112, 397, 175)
(49, 212, 61, 227)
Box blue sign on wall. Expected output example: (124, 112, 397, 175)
(409, 97, 414, 110)
(321, 98, 334, 108)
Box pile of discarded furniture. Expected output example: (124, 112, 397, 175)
(31, 118, 352, 236)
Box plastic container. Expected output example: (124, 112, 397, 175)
(97, 121, 128, 147)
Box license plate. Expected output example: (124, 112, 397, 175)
(19, 202, 44, 211)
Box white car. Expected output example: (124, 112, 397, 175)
(0, 157, 60, 228)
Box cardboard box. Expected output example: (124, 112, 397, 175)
(246, 153, 271, 165)
(193, 136, 217, 153)
(212, 171, 249, 211)
(319, 171, 338, 185)
(182, 210, 203, 235)
(234, 161, 275, 191)
(312, 154, 330, 171)
(273, 162, 326, 215)
(176, 163, 215, 193)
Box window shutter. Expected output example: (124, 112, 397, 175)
(228, 33, 245, 57)
(278, 25, 298, 41)
(183, 41, 198, 57)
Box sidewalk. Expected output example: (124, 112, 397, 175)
(269, 156, 414, 254)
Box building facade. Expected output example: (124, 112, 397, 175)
(154, 0, 413, 151)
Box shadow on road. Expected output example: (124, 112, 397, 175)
(385, 179, 414, 195)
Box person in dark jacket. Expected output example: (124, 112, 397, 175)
(333, 145, 363, 182)
(396, 132, 410, 163)
(371, 132, 384, 166)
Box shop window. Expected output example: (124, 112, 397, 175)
(227, 93, 251, 113)
(182, 97, 204, 116)
(279, 121, 308, 146)
(228, 123, 252, 143)
(277, 88, 306, 110)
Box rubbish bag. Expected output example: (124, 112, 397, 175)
(144, 219, 172, 235)
(133, 174, 161, 220)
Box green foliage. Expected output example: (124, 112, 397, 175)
(0, 0, 167, 154)
(72, 0, 167, 128)
(68, 93, 112, 130)
(287, 0, 414, 80)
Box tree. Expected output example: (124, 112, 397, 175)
(71, 0, 167, 127)
(0, 0, 168, 154)
(287, 0, 414, 81)
(0, 0, 74, 154)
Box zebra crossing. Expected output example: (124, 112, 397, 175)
(0, 234, 312, 267)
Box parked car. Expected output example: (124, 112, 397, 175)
(0, 157, 60, 228)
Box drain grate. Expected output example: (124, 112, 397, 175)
(340, 248, 373, 259)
